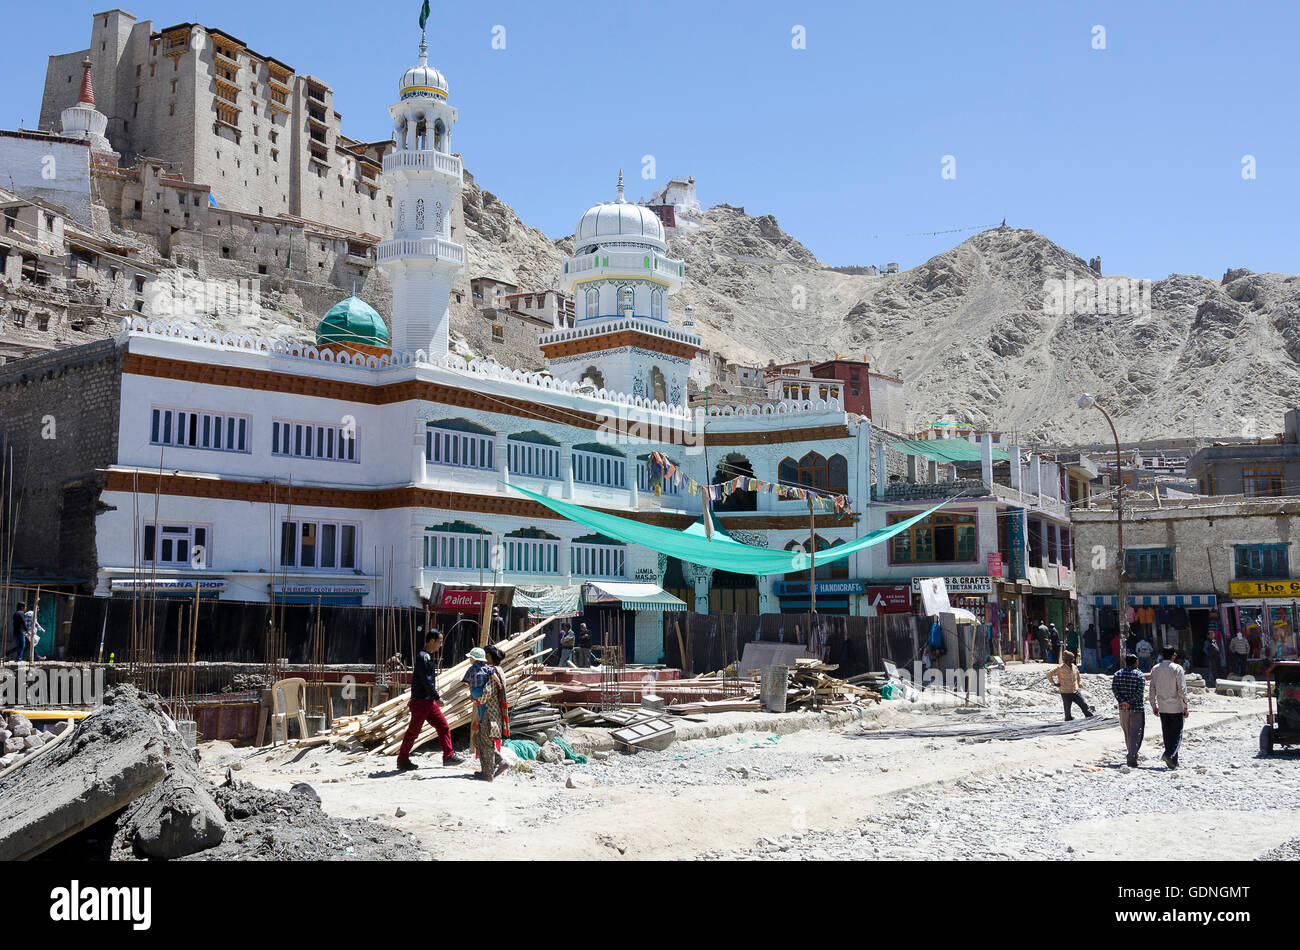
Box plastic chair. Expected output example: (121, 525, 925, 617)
(271, 677, 308, 746)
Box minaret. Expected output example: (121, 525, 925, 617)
(377, 33, 465, 358)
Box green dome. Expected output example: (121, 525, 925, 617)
(317, 296, 389, 349)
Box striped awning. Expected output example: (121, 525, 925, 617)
(585, 582, 686, 611)
(1091, 593, 1217, 607)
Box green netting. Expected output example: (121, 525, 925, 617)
(886, 437, 1010, 464)
(507, 482, 950, 575)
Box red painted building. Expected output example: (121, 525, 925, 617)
(811, 358, 873, 418)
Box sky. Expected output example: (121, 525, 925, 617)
(4, 0, 1298, 279)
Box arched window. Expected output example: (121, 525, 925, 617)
(650, 366, 667, 403)
(582, 366, 605, 390)
(617, 285, 634, 313)
(778, 456, 798, 488)
(651, 289, 663, 320)
(797, 452, 829, 491)
(828, 454, 849, 494)
(585, 287, 599, 319)
(714, 453, 756, 512)
(423, 520, 493, 570)
(784, 535, 848, 582)
(433, 119, 445, 152)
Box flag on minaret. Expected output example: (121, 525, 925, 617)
(418, 0, 430, 30)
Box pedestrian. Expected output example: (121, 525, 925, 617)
(576, 623, 593, 668)
(1204, 635, 1222, 688)
(1135, 635, 1154, 673)
(558, 623, 576, 666)
(1048, 623, 1061, 665)
(463, 646, 510, 781)
(1229, 630, 1250, 677)
(1047, 651, 1094, 721)
(927, 617, 947, 668)
(1149, 647, 1190, 770)
(7, 601, 28, 661)
(1110, 654, 1146, 767)
(395, 629, 466, 772)
(1037, 620, 1050, 662)
(1082, 623, 1099, 673)
(1066, 624, 1081, 660)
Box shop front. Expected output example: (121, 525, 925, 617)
(774, 579, 866, 615)
(1090, 592, 1218, 664)
(908, 575, 993, 622)
(1222, 580, 1300, 669)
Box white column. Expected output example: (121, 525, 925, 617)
(1029, 453, 1042, 503)
(412, 422, 427, 483)
(561, 442, 574, 499)
(627, 455, 639, 508)
(495, 432, 508, 489)
(1009, 444, 1022, 492)
(875, 442, 887, 501)
(693, 568, 712, 615)
(980, 434, 993, 488)
(560, 535, 573, 585)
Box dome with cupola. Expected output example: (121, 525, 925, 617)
(399, 39, 448, 100)
(317, 296, 390, 357)
(575, 172, 666, 253)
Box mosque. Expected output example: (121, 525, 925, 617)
(12, 26, 871, 664)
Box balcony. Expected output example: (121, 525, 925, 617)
(375, 237, 465, 266)
(381, 149, 463, 181)
(562, 251, 685, 287)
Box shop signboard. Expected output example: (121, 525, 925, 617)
(1229, 579, 1300, 599)
(1006, 508, 1026, 579)
(867, 585, 913, 613)
(438, 588, 488, 611)
(987, 553, 1003, 579)
(273, 584, 369, 596)
(909, 575, 993, 595)
(110, 578, 228, 594)
(773, 580, 866, 597)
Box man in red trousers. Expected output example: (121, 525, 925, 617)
(397, 628, 465, 771)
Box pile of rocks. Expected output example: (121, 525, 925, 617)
(0, 712, 70, 770)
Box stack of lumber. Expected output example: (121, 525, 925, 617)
(786, 659, 882, 709)
(307, 624, 561, 755)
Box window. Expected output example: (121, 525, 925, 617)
(1200, 471, 1217, 496)
(783, 452, 846, 493)
(422, 525, 493, 571)
(783, 536, 849, 582)
(426, 424, 495, 470)
(651, 289, 663, 320)
(491, 323, 503, 342)
(572, 447, 626, 488)
(142, 523, 210, 568)
(571, 536, 626, 578)
(1243, 468, 1284, 498)
(889, 511, 978, 564)
(150, 407, 249, 452)
(585, 287, 599, 319)
(617, 285, 634, 313)
(272, 419, 358, 462)
(1235, 544, 1289, 580)
(503, 529, 560, 574)
(281, 520, 357, 570)
(507, 436, 561, 479)
(1125, 548, 1173, 582)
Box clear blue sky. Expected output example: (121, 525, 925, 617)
(5, 0, 1297, 279)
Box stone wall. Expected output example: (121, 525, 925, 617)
(0, 339, 123, 580)
(0, 134, 94, 228)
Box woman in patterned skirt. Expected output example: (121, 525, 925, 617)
(463, 646, 510, 781)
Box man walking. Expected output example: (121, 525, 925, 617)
(1065, 624, 1081, 661)
(1229, 630, 1250, 677)
(1082, 623, 1099, 674)
(1204, 634, 1222, 688)
(1135, 635, 1154, 673)
(396, 629, 465, 771)
(1111, 654, 1146, 767)
(1037, 620, 1050, 662)
(1047, 651, 1094, 721)
(1150, 647, 1190, 770)
(7, 601, 27, 661)
(1048, 624, 1062, 664)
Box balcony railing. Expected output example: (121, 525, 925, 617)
(571, 543, 626, 579)
(572, 449, 626, 489)
(504, 538, 561, 575)
(382, 149, 463, 179)
(376, 237, 465, 266)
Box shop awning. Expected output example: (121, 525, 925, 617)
(885, 438, 1010, 464)
(1091, 594, 1217, 607)
(585, 582, 686, 611)
(513, 585, 583, 619)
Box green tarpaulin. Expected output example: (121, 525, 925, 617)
(886, 438, 1009, 464)
(507, 482, 950, 576)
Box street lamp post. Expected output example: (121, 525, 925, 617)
(1078, 394, 1127, 643)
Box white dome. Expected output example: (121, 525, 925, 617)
(576, 201, 666, 251)
(400, 63, 447, 98)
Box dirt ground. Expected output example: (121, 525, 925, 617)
(197, 663, 1283, 860)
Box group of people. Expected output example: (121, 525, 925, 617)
(554, 621, 599, 668)
(1045, 645, 1191, 769)
(394, 628, 511, 782)
(7, 600, 44, 661)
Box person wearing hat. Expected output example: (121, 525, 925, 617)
(462, 646, 510, 781)
(396, 629, 465, 771)
(1047, 650, 1094, 721)
(1111, 654, 1146, 767)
